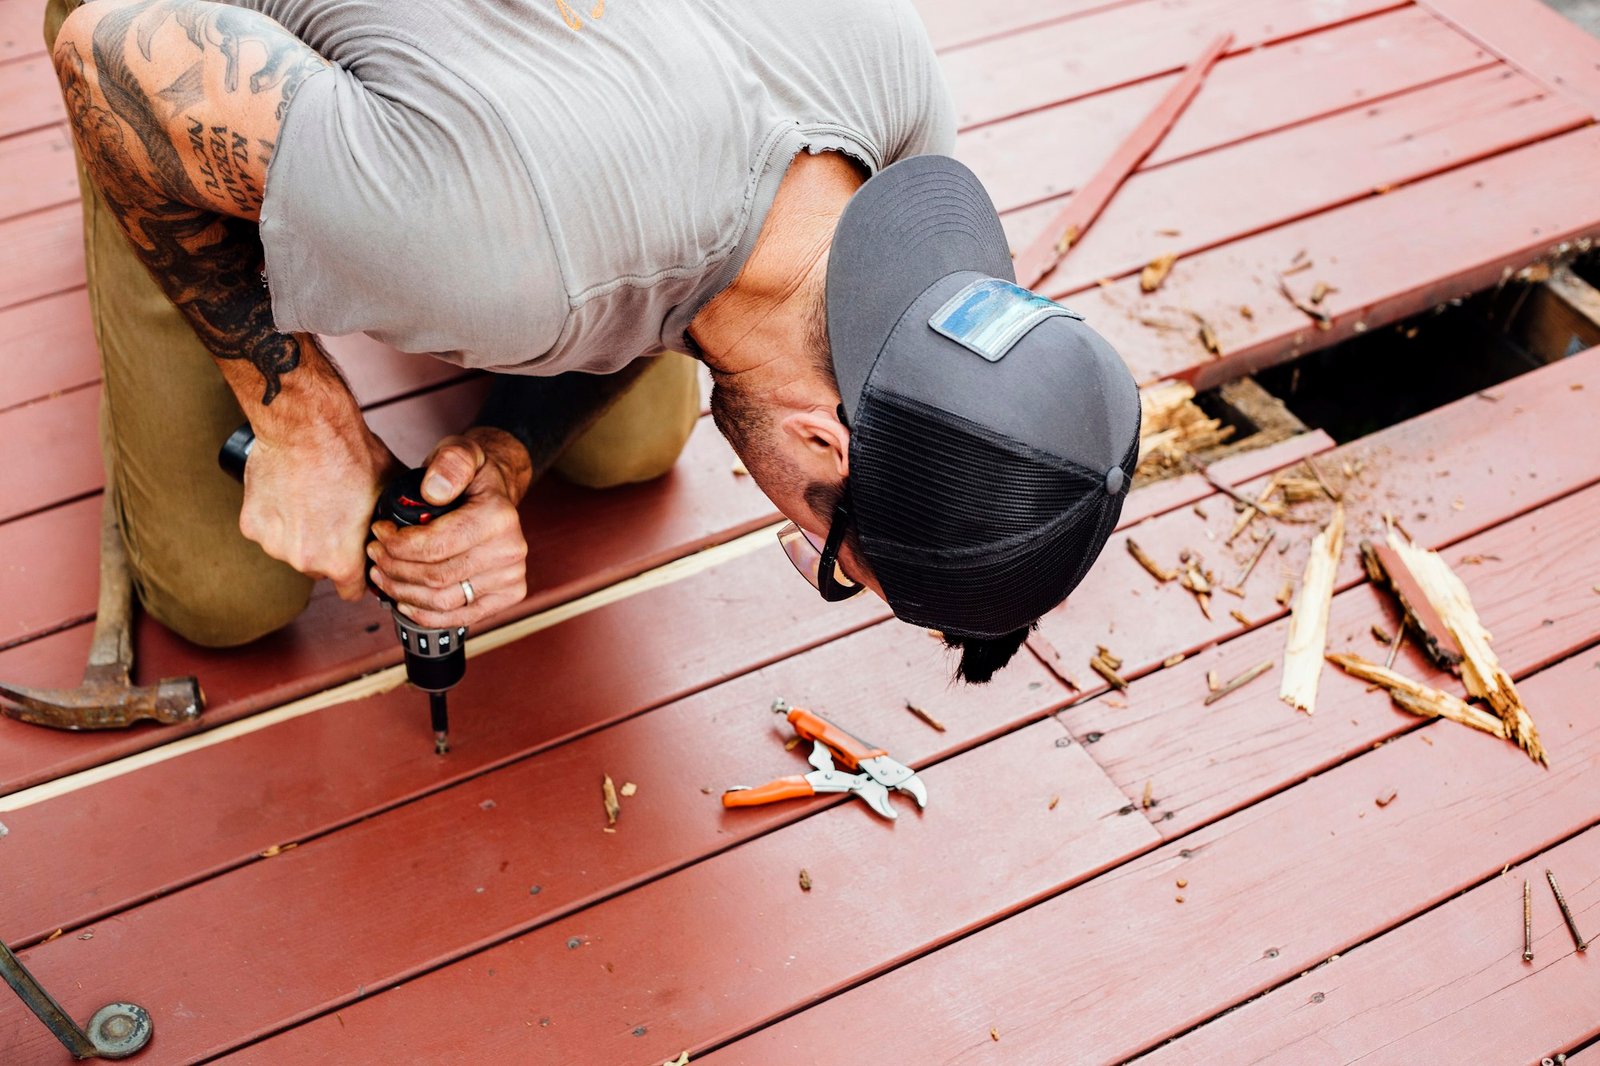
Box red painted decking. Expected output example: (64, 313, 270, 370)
(1, 0, 1598, 1062)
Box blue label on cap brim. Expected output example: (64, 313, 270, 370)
(928, 278, 1082, 363)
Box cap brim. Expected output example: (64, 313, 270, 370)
(827, 155, 1015, 424)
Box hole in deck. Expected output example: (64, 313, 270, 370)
(1256, 251, 1600, 443)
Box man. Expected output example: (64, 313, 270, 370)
(47, 0, 1140, 683)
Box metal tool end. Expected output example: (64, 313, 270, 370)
(0, 674, 203, 731)
(771, 698, 790, 715)
(87, 1003, 153, 1059)
(429, 692, 450, 755)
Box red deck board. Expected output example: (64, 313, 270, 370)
(1139, 826, 1600, 1064)
(1421, 0, 1600, 114)
(1002, 65, 1589, 299)
(0, 289, 94, 412)
(0, 413, 775, 791)
(962, 6, 1494, 213)
(1031, 346, 1600, 712)
(0, 435, 1334, 938)
(1071, 124, 1600, 387)
(939, 0, 1404, 130)
(916, 0, 1142, 52)
(0, 52, 59, 139)
(0, 631, 1107, 1064)
(699, 650, 1600, 1065)
(0, 200, 79, 310)
(0, 121, 73, 222)
(1076, 478, 1600, 839)
(0, 1, 45, 63)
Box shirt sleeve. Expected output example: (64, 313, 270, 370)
(888, 1, 958, 160)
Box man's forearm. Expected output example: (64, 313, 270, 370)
(55, 0, 350, 430)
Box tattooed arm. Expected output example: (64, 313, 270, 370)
(53, 0, 396, 601)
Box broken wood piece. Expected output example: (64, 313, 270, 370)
(1240, 305, 1254, 320)
(1303, 456, 1342, 502)
(1380, 532, 1545, 764)
(1178, 561, 1213, 619)
(1140, 253, 1179, 293)
(1127, 538, 1176, 583)
(1162, 653, 1186, 669)
(1325, 653, 1506, 739)
(1375, 789, 1398, 808)
(1141, 779, 1154, 809)
(1359, 540, 1465, 670)
(1275, 581, 1294, 608)
(1090, 654, 1129, 692)
(1310, 280, 1334, 305)
(1280, 505, 1345, 714)
(1228, 609, 1251, 626)
(798, 868, 812, 892)
(904, 700, 947, 733)
(1278, 278, 1332, 329)
(1204, 660, 1274, 706)
(1228, 529, 1276, 592)
(602, 774, 620, 826)
(620, 781, 638, 798)
(1225, 472, 1286, 545)
(730, 458, 749, 477)
(1206, 669, 1220, 693)
(1384, 625, 1405, 669)
(1011, 32, 1234, 288)
(1095, 646, 1124, 671)
(1371, 623, 1392, 645)
(1191, 311, 1220, 355)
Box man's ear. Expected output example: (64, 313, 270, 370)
(779, 407, 851, 478)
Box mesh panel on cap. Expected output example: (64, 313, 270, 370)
(851, 389, 1138, 638)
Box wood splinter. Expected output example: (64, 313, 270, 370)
(1280, 505, 1345, 714)
(1127, 538, 1176, 583)
(904, 700, 947, 733)
(1325, 653, 1506, 739)
(1204, 660, 1274, 706)
(1090, 646, 1129, 691)
(1227, 530, 1276, 594)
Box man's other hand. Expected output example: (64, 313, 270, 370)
(240, 417, 398, 601)
(367, 430, 533, 628)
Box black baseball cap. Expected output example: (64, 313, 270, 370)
(826, 155, 1141, 640)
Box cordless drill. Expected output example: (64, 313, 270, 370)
(219, 425, 467, 754)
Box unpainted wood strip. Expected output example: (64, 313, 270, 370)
(1280, 505, 1344, 713)
(1325, 652, 1505, 737)
(0, 522, 782, 814)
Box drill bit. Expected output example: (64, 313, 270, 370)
(430, 691, 451, 755)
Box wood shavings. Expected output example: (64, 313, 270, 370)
(1090, 647, 1129, 691)
(1280, 505, 1345, 714)
(1227, 529, 1276, 595)
(1281, 260, 1314, 277)
(1240, 305, 1254, 320)
(1176, 878, 1188, 889)
(44, 929, 63, 943)
(991, 1027, 1001, 1042)
(783, 736, 801, 751)
(1179, 559, 1213, 619)
(1325, 653, 1506, 739)
(904, 700, 947, 733)
(1371, 623, 1392, 645)
(1226, 473, 1286, 545)
(602, 774, 620, 826)
(1278, 476, 1329, 504)
(1194, 313, 1221, 356)
(1309, 281, 1334, 305)
(1140, 252, 1178, 292)
(1162, 653, 1187, 669)
(663, 1053, 690, 1066)
(1156, 227, 1182, 236)
(1381, 532, 1545, 764)
(1375, 790, 1398, 808)
(1204, 660, 1274, 706)
(1229, 609, 1252, 626)
(730, 458, 749, 476)
(1141, 779, 1155, 809)
(1206, 669, 1220, 692)
(259, 843, 298, 858)
(1127, 538, 1176, 582)
(1278, 278, 1331, 329)
(620, 782, 638, 798)
(1303, 457, 1342, 502)
(1048, 794, 1060, 811)
(1136, 381, 1235, 482)
(798, 869, 812, 892)
(1276, 581, 1295, 608)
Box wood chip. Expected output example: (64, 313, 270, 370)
(1240, 304, 1254, 320)
(1359, 540, 1464, 669)
(1090, 654, 1129, 691)
(1179, 560, 1213, 619)
(44, 928, 63, 943)
(1141, 779, 1155, 809)
(1379, 533, 1545, 764)
(1206, 669, 1220, 692)
(1375, 790, 1398, 808)
(1126, 538, 1176, 583)
(798, 868, 812, 892)
(1204, 660, 1274, 706)
(1325, 653, 1507, 739)
(620, 782, 638, 798)
(1303, 456, 1342, 502)
(904, 700, 947, 733)
(1371, 623, 1393, 645)
(1229, 609, 1252, 626)
(1281, 259, 1314, 276)
(991, 1027, 1001, 1042)
(1278, 278, 1331, 328)
(1140, 252, 1178, 292)
(1096, 645, 1123, 671)
(259, 843, 298, 858)
(1309, 281, 1334, 305)
(1228, 530, 1276, 592)
(1156, 227, 1181, 236)
(1195, 314, 1221, 356)
(730, 458, 749, 476)
(1225, 473, 1285, 545)
(1162, 653, 1187, 669)
(1048, 794, 1060, 811)
(602, 774, 620, 826)
(1176, 878, 1188, 888)
(663, 1053, 690, 1066)
(784, 736, 802, 751)
(1276, 580, 1295, 608)
(1280, 506, 1345, 714)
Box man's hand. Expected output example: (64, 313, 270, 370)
(240, 416, 398, 601)
(367, 429, 534, 628)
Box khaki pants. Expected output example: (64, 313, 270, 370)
(45, 0, 700, 647)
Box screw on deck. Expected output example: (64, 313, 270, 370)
(1546, 869, 1590, 952)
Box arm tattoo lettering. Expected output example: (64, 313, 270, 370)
(57, 0, 329, 404)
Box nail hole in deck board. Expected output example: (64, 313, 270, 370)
(1256, 253, 1600, 444)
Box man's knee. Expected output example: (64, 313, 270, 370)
(554, 353, 701, 490)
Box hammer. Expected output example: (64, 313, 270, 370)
(0, 495, 202, 730)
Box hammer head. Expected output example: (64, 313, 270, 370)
(0, 666, 203, 731)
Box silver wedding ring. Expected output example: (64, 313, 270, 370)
(460, 579, 476, 607)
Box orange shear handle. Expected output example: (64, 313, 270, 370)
(722, 775, 815, 808)
(785, 707, 886, 771)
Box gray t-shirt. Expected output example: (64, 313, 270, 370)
(238, 0, 955, 375)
